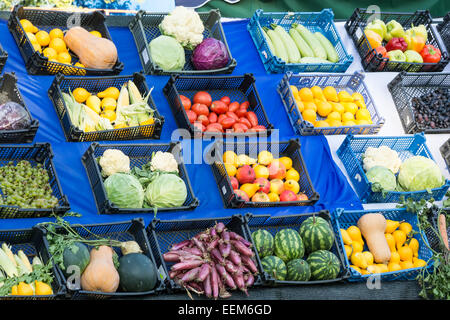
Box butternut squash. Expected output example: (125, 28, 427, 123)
(80, 246, 120, 293)
(357, 213, 391, 264)
(64, 26, 118, 70)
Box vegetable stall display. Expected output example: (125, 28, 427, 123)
(129, 6, 236, 75)
(39, 214, 161, 298)
(8, 5, 124, 76)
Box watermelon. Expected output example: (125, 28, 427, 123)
(286, 258, 311, 281)
(274, 228, 304, 262)
(299, 216, 335, 253)
(261, 255, 287, 281)
(251, 229, 274, 259)
(306, 250, 341, 280)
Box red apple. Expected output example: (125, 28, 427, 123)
(251, 192, 270, 202)
(254, 177, 270, 194)
(234, 189, 249, 202)
(297, 193, 309, 201)
(279, 190, 297, 202)
(230, 176, 239, 190)
(268, 160, 286, 180)
(235, 165, 256, 184)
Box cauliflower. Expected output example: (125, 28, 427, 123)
(362, 146, 402, 174)
(159, 6, 205, 50)
(99, 149, 130, 177)
(150, 151, 179, 173)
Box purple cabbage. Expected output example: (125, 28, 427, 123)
(191, 38, 230, 70)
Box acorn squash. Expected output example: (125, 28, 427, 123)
(118, 253, 158, 292)
(62, 242, 90, 277)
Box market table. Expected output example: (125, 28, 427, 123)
(0, 11, 448, 300)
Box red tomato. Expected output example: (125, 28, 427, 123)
(220, 117, 236, 129)
(193, 91, 212, 107)
(192, 103, 209, 116)
(228, 102, 240, 113)
(249, 125, 266, 132)
(238, 117, 252, 129)
(208, 112, 218, 123)
(210, 100, 228, 114)
(193, 121, 205, 132)
(197, 114, 209, 126)
(240, 101, 249, 110)
(246, 111, 258, 127)
(236, 108, 248, 118)
(205, 123, 223, 132)
(220, 96, 231, 105)
(218, 114, 227, 124)
(186, 110, 197, 124)
(233, 123, 248, 133)
(226, 111, 239, 121)
(179, 95, 191, 111)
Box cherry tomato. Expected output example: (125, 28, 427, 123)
(238, 117, 252, 129)
(197, 114, 209, 126)
(208, 112, 218, 124)
(220, 117, 236, 129)
(179, 95, 191, 111)
(236, 108, 248, 118)
(193, 91, 212, 107)
(240, 101, 250, 109)
(226, 111, 239, 121)
(210, 100, 228, 114)
(205, 123, 223, 132)
(193, 121, 205, 132)
(192, 103, 209, 116)
(233, 123, 248, 133)
(186, 110, 197, 124)
(246, 111, 258, 127)
(220, 96, 231, 105)
(228, 102, 240, 113)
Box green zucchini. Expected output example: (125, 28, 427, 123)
(261, 28, 276, 56)
(264, 27, 288, 63)
(299, 57, 332, 64)
(289, 28, 314, 58)
(271, 23, 301, 63)
(292, 23, 327, 60)
(314, 32, 339, 63)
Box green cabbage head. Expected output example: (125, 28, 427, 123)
(145, 173, 187, 208)
(149, 35, 185, 71)
(397, 156, 445, 192)
(366, 166, 397, 193)
(104, 173, 145, 208)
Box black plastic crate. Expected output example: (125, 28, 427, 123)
(7, 5, 124, 76)
(387, 72, 450, 134)
(345, 8, 449, 72)
(0, 226, 66, 299)
(0, 72, 39, 143)
(38, 218, 167, 299)
(48, 72, 164, 142)
(81, 142, 199, 215)
(441, 138, 450, 173)
(0, 42, 7, 74)
(163, 73, 274, 139)
(0, 143, 70, 219)
(208, 139, 319, 209)
(128, 9, 236, 75)
(244, 211, 350, 286)
(437, 12, 450, 53)
(146, 215, 264, 295)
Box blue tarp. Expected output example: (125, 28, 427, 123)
(0, 18, 363, 231)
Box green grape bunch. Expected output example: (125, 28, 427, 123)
(0, 160, 59, 209)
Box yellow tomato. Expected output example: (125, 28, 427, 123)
(49, 28, 64, 40)
(35, 30, 50, 47)
(299, 87, 314, 101)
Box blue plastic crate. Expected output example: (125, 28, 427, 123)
(333, 208, 434, 282)
(336, 133, 450, 203)
(247, 9, 353, 74)
(277, 71, 385, 136)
